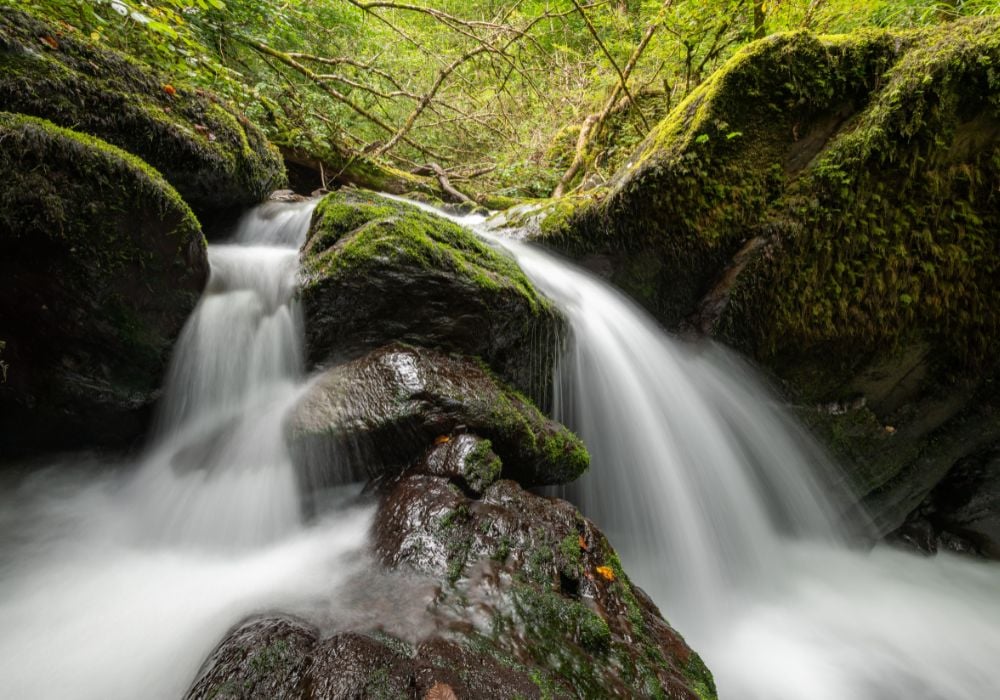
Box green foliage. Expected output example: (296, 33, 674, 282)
(13, 0, 996, 199)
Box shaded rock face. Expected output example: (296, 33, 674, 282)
(542, 18, 1000, 549)
(889, 446, 1000, 558)
(0, 113, 207, 454)
(0, 8, 285, 220)
(299, 190, 562, 399)
(286, 344, 588, 492)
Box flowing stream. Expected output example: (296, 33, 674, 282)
(398, 197, 1000, 700)
(0, 201, 374, 699)
(498, 235, 1000, 700)
(2, 193, 999, 699)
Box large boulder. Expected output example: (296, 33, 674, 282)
(539, 18, 1000, 547)
(299, 190, 562, 398)
(0, 8, 285, 219)
(286, 343, 589, 491)
(0, 113, 208, 454)
(186, 616, 548, 700)
(187, 473, 716, 699)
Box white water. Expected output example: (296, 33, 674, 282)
(494, 237, 1000, 700)
(3, 192, 999, 700)
(395, 196, 1000, 700)
(0, 200, 376, 699)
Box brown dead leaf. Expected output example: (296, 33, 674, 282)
(425, 681, 458, 700)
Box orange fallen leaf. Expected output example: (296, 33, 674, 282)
(578, 534, 588, 551)
(434, 435, 451, 445)
(163, 84, 177, 97)
(596, 565, 615, 582)
(425, 682, 458, 700)
(39, 35, 59, 50)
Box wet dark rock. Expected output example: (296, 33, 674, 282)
(188, 472, 717, 699)
(889, 446, 1000, 559)
(0, 9, 285, 220)
(286, 344, 588, 490)
(420, 433, 502, 496)
(372, 471, 716, 698)
(0, 113, 207, 455)
(299, 189, 562, 398)
(186, 616, 545, 700)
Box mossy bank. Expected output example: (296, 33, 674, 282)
(0, 113, 207, 453)
(540, 17, 1000, 547)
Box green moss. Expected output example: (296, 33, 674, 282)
(302, 189, 545, 312)
(466, 438, 503, 492)
(540, 430, 590, 483)
(0, 112, 201, 259)
(557, 534, 583, 580)
(0, 9, 285, 212)
(684, 652, 718, 700)
(512, 583, 611, 655)
(734, 18, 1000, 370)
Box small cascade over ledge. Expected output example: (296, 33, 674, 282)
(0, 199, 375, 700)
(127, 201, 317, 549)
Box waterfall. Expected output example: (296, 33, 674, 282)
(0, 201, 373, 699)
(126, 201, 315, 549)
(392, 195, 1000, 700)
(495, 235, 1000, 700)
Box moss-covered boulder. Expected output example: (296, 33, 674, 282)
(543, 18, 1000, 544)
(299, 189, 562, 397)
(286, 344, 588, 491)
(186, 617, 551, 699)
(0, 8, 285, 219)
(0, 113, 207, 454)
(368, 472, 716, 698)
(187, 475, 716, 700)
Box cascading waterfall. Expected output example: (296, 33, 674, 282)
(396, 196, 1000, 700)
(495, 235, 1000, 700)
(2, 190, 998, 700)
(0, 201, 373, 699)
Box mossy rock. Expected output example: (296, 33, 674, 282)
(372, 471, 716, 698)
(299, 189, 563, 399)
(0, 113, 207, 454)
(186, 617, 555, 700)
(545, 18, 1000, 541)
(0, 8, 285, 219)
(285, 343, 589, 491)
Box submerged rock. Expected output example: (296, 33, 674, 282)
(540, 18, 1000, 545)
(286, 343, 588, 490)
(299, 189, 562, 398)
(0, 8, 285, 218)
(0, 113, 207, 454)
